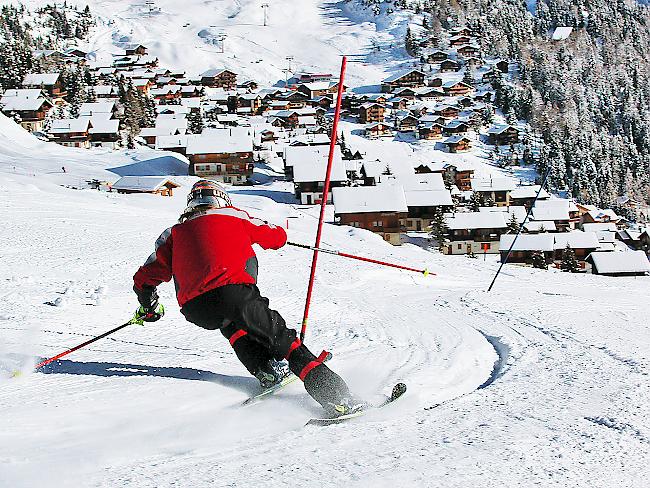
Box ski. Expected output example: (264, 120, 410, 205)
(241, 352, 333, 406)
(306, 382, 407, 426)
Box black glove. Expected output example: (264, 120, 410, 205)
(134, 285, 159, 311)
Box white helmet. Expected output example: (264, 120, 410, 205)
(185, 179, 232, 212)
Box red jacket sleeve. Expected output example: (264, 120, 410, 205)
(133, 227, 174, 290)
(242, 215, 287, 250)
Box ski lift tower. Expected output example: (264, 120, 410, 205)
(217, 32, 227, 53)
(285, 55, 294, 73)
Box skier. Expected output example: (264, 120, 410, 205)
(132, 180, 362, 416)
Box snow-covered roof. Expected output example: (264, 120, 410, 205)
(553, 231, 599, 250)
(552, 27, 573, 41)
(487, 124, 516, 135)
(289, 133, 331, 146)
(112, 176, 179, 192)
(361, 158, 415, 179)
(23, 73, 60, 86)
(587, 208, 620, 222)
(0, 95, 50, 111)
(186, 129, 252, 155)
(200, 68, 233, 78)
(443, 135, 471, 144)
(399, 173, 446, 191)
(155, 135, 189, 149)
(582, 223, 617, 233)
(532, 199, 572, 221)
(445, 212, 507, 230)
(292, 155, 347, 183)
(479, 205, 527, 223)
(404, 189, 453, 207)
(500, 234, 555, 252)
(523, 221, 557, 232)
(298, 81, 336, 91)
(79, 102, 115, 116)
(589, 251, 650, 275)
(382, 69, 425, 83)
(88, 119, 119, 134)
(2, 88, 44, 100)
(333, 185, 408, 214)
(49, 118, 91, 133)
(510, 185, 551, 200)
(284, 145, 333, 168)
(471, 177, 516, 192)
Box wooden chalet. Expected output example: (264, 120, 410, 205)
(359, 102, 385, 124)
(387, 97, 408, 110)
(440, 59, 461, 72)
(365, 122, 394, 139)
(186, 129, 254, 185)
(487, 124, 520, 145)
(426, 50, 448, 63)
(401, 174, 454, 231)
(442, 81, 473, 96)
(333, 185, 408, 246)
(49, 118, 92, 148)
(449, 35, 471, 47)
(457, 44, 480, 58)
(449, 27, 473, 37)
(553, 232, 600, 266)
(510, 185, 551, 209)
(471, 177, 516, 207)
(0, 90, 53, 132)
(443, 135, 472, 153)
(297, 82, 343, 99)
(237, 94, 262, 114)
(392, 87, 417, 99)
(89, 119, 120, 149)
(444, 212, 508, 255)
(443, 120, 469, 136)
(381, 69, 426, 93)
(124, 44, 148, 56)
(396, 114, 419, 132)
(22, 72, 66, 102)
(418, 122, 443, 140)
(434, 105, 460, 119)
(587, 251, 650, 276)
(112, 176, 179, 197)
(499, 234, 555, 265)
(199, 69, 237, 90)
(292, 148, 348, 205)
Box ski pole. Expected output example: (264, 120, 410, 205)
(288, 241, 435, 277)
(12, 311, 144, 377)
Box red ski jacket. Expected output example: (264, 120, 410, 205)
(133, 207, 287, 307)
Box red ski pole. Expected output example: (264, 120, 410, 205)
(12, 310, 149, 376)
(288, 241, 434, 276)
(300, 56, 347, 342)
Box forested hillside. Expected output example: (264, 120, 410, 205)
(354, 0, 650, 208)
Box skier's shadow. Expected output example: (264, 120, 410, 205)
(38, 358, 259, 395)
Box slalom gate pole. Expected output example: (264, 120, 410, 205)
(28, 316, 139, 373)
(487, 166, 553, 292)
(289, 241, 434, 276)
(299, 55, 347, 342)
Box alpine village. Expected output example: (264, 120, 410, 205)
(1, 1, 649, 278)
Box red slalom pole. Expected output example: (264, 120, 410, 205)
(300, 56, 347, 342)
(289, 241, 435, 276)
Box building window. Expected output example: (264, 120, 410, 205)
(457, 243, 462, 250)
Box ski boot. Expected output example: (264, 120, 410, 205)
(254, 359, 291, 389)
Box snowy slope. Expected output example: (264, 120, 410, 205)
(15, 0, 411, 86)
(1, 171, 649, 487)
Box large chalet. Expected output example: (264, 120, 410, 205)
(186, 128, 254, 185)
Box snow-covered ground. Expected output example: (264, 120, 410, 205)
(1, 162, 649, 487)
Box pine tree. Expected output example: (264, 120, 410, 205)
(187, 110, 204, 134)
(560, 244, 579, 273)
(506, 212, 520, 233)
(531, 251, 547, 270)
(429, 208, 449, 252)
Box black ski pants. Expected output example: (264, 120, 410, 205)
(180, 284, 350, 407)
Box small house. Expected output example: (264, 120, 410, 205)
(418, 122, 444, 140)
(365, 122, 394, 139)
(444, 212, 508, 255)
(381, 69, 426, 93)
(22, 72, 66, 101)
(359, 102, 385, 124)
(49, 118, 93, 148)
(487, 124, 520, 145)
(112, 176, 179, 196)
(587, 251, 650, 276)
(333, 185, 408, 246)
(443, 135, 472, 153)
(471, 177, 516, 206)
(186, 128, 254, 185)
(440, 60, 461, 72)
(499, 233, 555, 265)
